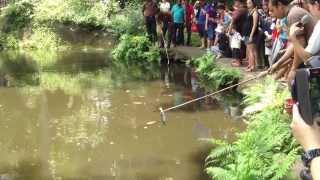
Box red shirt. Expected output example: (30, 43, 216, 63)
(184, 3, 194, 24)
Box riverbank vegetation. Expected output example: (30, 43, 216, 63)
(0, 0, 139, 50)
(205, 77, 299, 180)
(112, 34, 160, 65)
(191, 54, 241, 91)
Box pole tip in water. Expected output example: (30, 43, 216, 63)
(159, 107, 167, 125)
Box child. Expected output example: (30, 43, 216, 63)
(229, 27, 242, 67)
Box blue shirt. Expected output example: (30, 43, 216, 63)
(205, 4, 217, 27)
(171, 4, 185, 23)
(197, 7, 206, 25)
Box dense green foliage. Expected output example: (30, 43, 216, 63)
(242, 77, 290, 116)
(107, 3, 144, 37)
(0, 0, 128, 50)
(0, 0, 69, 50)
(33, 0, 114, 28)
(192, 54, 242, 91)
(112, 34, 160, 65)
(205, 79, 299, 180)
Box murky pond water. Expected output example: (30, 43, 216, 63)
(0, 49, 245, 180)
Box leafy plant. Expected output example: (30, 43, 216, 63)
(33, 0, 115, 28)
(1, 0, 34, 33)
(107, 3, 144, 37)
(242, 77, 290, 116)
(22, 26, 68, 50)
(205, 107, 299, 180)
(205, 80, 299, 180)
(192, 54, 242, 91)
(112, 34, 160, 65)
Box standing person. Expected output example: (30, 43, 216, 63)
(243, 0, 259, 72)
(182, 0, 194, 46)
(171, 0, 185, 46)
(289, 0, 320, 65)
(260, 0, 273, 67)
(205, 2, 217, 51)
(214, 4, 231, 47)
(229, 26, 242, 66)
(158, 0, 172, 48)
(229, 0, 248, 66)
(142, 0, 158, 43)
(195, 0, 207, 48)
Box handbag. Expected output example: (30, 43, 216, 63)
(191, 23, 197, 32)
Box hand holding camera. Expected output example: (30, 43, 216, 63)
(290, 58, 320, 180)
(291, 104, 320, 152)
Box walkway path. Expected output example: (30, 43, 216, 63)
(170, 46, 261, 81)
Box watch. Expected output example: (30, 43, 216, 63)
(301, 148, 320, 167)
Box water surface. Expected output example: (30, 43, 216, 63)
(0, 50, 245, 180)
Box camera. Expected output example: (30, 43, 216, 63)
(291, 57, 320, 125)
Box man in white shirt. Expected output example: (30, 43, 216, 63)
(289, 0, 320, 65)
(158, 0, 171, 48)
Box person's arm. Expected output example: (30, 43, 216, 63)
(171, 5, 174, 18)
(269, 44, 294, 73)
(205, 13, 209, 30)
(142, 3, 145, 14)
(290, 38, 311, 64)
(291, 104, 320, 180)
(311, 157, 320, 180)
(184, 8, 186, 24)
(249, 10, 258, 43)
(228, 19, 233, 34)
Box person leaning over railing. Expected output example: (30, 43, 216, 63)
(289, 0, 320, 66)
(268, 0, 316, 84)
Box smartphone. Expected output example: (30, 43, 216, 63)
(309, 68, 320, 123)
(291, 68, 320, 125)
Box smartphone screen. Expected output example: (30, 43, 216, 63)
(310, 68, 320, 122)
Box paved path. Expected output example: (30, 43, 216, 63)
(169, 46, 261, 83)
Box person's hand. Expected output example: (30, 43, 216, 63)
(205, 25, 208, 31)
(291, 104, 320, 151)
(287, 70, 296, 85)
(268, 63, 279, 74)
(249, 36, 253, 43)
(289, 22, 304, 40)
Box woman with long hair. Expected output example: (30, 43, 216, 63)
(243, 0, 259, 72)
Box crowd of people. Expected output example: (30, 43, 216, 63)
(143, 0, 320, 179)
(142, 0, 317, 78)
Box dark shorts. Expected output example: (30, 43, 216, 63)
(206, 25, 215, 40)
(197, 24, 205, 38)
(232, 48, 241, 59)
(244, 35, 258, 45)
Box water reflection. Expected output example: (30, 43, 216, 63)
(0, 50, 245, 180)
(159, 64, 219, 112)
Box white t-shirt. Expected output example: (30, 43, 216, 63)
(159, 2, 170, 13)
(305, 20, 320, 56)
(230, 32, 242, 49)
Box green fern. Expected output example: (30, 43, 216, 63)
(205, 80, 299, 180)
(206, 167, 236, 180)
(193, 54, 242, 91)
